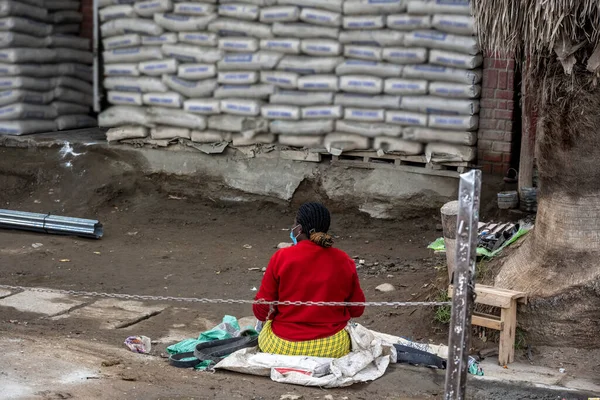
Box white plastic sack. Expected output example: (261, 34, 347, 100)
(208, 114, 268, 134)
(270, 90, 333, 105)
(0, 120, 56, 135)
(184, 98, 220, 114)
(49, 10, 82, 24)
(403, 64, 482, 84)
(0, 63, 58, 77)
(214, 83, 274, 99)
(218, 37, 259, 52)
(178, 32, 218, 46)
(344, 45, 382, 61)
(374, 136, 423, 154)
(104, 63, 140, 76)
(0, 76, 51, 91)
(301, 105, 342, 119)
(138, 58, 178, 76)
(178, 63, 216, 80)
(53, 76, 93, 94)
(217, 71, 258, 85)
(324, 132, 369, 154)
(297, 75, 338, 92)
(0, 32, 42, 48)
(99, 4, 134, 21)
(339, 75, 383, 94)
(344, 107, 384, 122)
(104, 76, 168, 92)
(425, 142, 475, 162)
(428, 114, 478, 130)
(107, 90, 143, 105)
(46, 36, 90, 50)
(218, 51, 282, 71)
(385, 110, 427, 126)
(220, 98, 262, 116)
(208, 18, 272, 38)
(147, 106, 208, 129)
(259, 6, 299, 23)
(58, 64, 93, 82)
(162, 75, 217, 97)
(101, 18, 164, 37)
(384, 78, 428, 95)
(387, 14, 431, 30)
(154, 13, 216, 32)
(428, 81, 481, 98)
(260, 70, 297, 89)
(336, 120, 402, 137)
(51, 101, 89, 114)
(343, 0, 405, 15)
(277, 56, 343, 74)
(270, 119, 334, 135)
(134, 0, 173, 17)
(300, 39, 341, 56)
(343, 15, 385, 30)
(338, 30, 404, 47)
(272, 22, 338, 39)
(220, 0, 275, 5)
(0, 89, 53, 106)
(190, 129, 231, 143)
(261, 104, 299, 120)
(382, 47, 428, 64)
(0, 16, 52, 37)
(232, 133, 275, 145)
(275, 0, 342, 13)
(174, 2, 215, 15)
(55, 115, 96, 130)
(429, 49, 482, 69)
(336, 60, 403, 78)
(142, 91, 183, 108)
(98, 105, 150, 127)
(299, 8, 341, 27)
(218, 3, 259, 20)
(334, 93, 401, 109)
(0, 48, 56, 63)
(260, 38, 300, 54)
(400, 95, 479, 115)
(103, 46, 163, 63)
(408, 0, 471, 16)
(404, 126, 476, 145)
(431, 14, 475, 35)
(405, 30, 479, 55)
(150, 126, 190, 139)
(0, 1, 47, 21)
(141, 33, 178, 46)
(106, 125, 148, 141)
(278, 134, 322, 147)
(55, 48, 94, 64)
(54, 87, 93, 106)
(161, 44, 222, 63)
(0, 103, 56, 120)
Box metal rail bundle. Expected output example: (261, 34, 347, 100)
(0, 209, 103, 239)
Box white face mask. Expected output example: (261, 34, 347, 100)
(290, 225, 301, 245)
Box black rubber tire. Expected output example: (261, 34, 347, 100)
(393, 344, 447, 369)
(194, 336, 259, 364)
(169, 352, 202, 368)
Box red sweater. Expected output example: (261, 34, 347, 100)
(253, 240, 365, 341)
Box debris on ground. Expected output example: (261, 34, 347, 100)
(280, 394, 303, 400)
(277, 242, 292, 249)
(31, 243, 43, 248)
(101, 359, 122, 367)
(243, 244, 253, 249)
(124, 336, 151, 354)
(376, 283, 395, 293)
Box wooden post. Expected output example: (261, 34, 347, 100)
(518, 59, 535, 196)
(441, 200, 459, 282)
(498, 299, 518, 366)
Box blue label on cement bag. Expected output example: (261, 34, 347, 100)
(224, 54, 253, 62)
(415, 31, 447, 41)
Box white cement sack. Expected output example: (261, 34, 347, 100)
(178, 63, 216, 80)
(403, 64, 482, 84)
(53, 76, 93, 94)
(272, 22, 338, 39)
(297, 75, 338, 92)
(150, 126, 190, 139)
(336, 60, 403, 77)
(0, 76, 51, 91)
(387, 14, 430, 30)
(105, 63, 140, 76)
(277, 56, 343, 74)
(278, 134, 322, 147)
(343, 15, 385, 30)
(261, 104, 299, 120)
(408, 0, 471, 16)
(0, 1, 47, 21)
(0, 103, 56, 120)
(138, 58, 178, 76)
(218, 51, 282, 71)
(104, 76, 168, 92)
(208, 114, 268, 134)
(58, 64, 94, 82)
(425, 142, 475, 161)
(55, 48, 94, 64)
(270, 90, 333, 105)
(99, 105, 150, 127)
(54, 87, 93, 106)
(428, 81, 481, 98)
(260, 70, 297, 89)
(405, 30, 479, 55)
(0, 120, 56, 135)
(0, 16, 52, 37)
(184, 98, 220, 114)
(162, 75, 217, 97)
(338, 30, 404, 47)
(324, 132, 369, 153)
(99, 5, 134, 21)
(299, 8, 341, 27)
(142, 33, 178, 46)
(174, 2, 215, 15)
(0, 63, 58, 77)
(260, 6, 299, 23)
(429, 49, 482, 69)
(147, 106, 207, 129)
(301, 105, 342, 119)
(214, 83, 274, 99)
(0, 48, 56, 63)
(385, 110, 427, 126)
(344, 107, 384, 122)
(343, 0, 406, 15)
(190, 129, 231, 143)
(161, 44, 222, 63)
(108, 90, 143, 105)
(0, 32, 42, 48)
(106, 125, 148, 141)
(270, 119, 334, 135)
(217, 71, 258, 84)
(46, 36, 90, 50)
(260, 38, 300, 54)
(178, 32, 218, 46)
(275, 0, 342, 13)
(232, 133, 275, 145)
(134, 0, 173, 17)
(49, 10, 82, 24)
(219, 37, 259, 52)
(142, 91, 183, 108)
(51, 101, 89, 114)
(101, 18, 164, 37)
(334, 93, 401, 109)
(104, 47, 163, 63)
(400, 95, 479, 115)
(344, 45, 382, 61)
(56, 115, 97, 130)
(220, 0, 275, 5)
(0, 89, 53, 106)
(218, 3, 259, 20)
(208, 18, 272, 38)
(339, 75, 383, 94)
(404, 126, 476, 145)
(336, 119, 402, 137)
(382, 47, 428, 64)
(300, 39, 341, 56)
(374, 136, 423, 154)
(428, 114, 478, 130)
(46, 0, 80, 10)
(154, 13, 216, 32)
(220, 98, 262, 116)
(431, 14, 475, 35)
(384, 78, 427, 95)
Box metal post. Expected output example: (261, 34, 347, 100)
(444, 170, 482, 400)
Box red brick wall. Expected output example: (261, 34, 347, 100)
(477, 53, 516, 175)
(80, 0, 93, 40)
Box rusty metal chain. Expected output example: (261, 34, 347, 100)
(0, 284, 451, 307)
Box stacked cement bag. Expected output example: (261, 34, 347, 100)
(99, 0, 481, 163)
(0, 0, 96, 135)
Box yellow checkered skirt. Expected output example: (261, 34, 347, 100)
(258, 320, 351, 358)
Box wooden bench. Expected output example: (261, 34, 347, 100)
(448, 284, 527, 366)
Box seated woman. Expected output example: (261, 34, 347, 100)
(253, 202, 365, 358)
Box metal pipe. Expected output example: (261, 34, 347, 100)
(0, 209, 103, 239)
